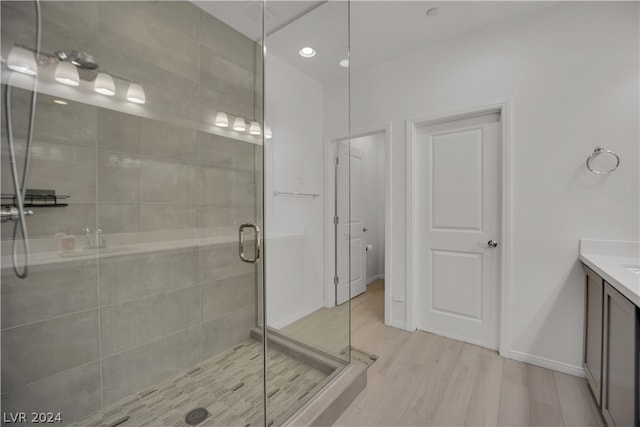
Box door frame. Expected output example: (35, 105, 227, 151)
(406, 99, 512, 357)
(324, 123, 394, 326)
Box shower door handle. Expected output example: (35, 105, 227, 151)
(239, 223, 261, 263)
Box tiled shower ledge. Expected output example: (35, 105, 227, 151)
(0, 229, 305, 268)
(71, 339, 328, 427)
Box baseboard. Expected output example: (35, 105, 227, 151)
(419, 325, 497, 351)
(269, 301, 325, 329)
(387, 319, 405, 330)
(418, 326, 586, 378)
(508, 350, 586, 378)
(366, 274, 385, 285)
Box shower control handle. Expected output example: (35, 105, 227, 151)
(239, 223, 261, 264)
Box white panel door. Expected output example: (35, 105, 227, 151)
(336, 143, 366, 305)
(416, 112, 501, 350)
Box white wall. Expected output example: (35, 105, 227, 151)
(325, 2, 639, 373)
(351, 133, 385, 283)
(265, 54, 325, 328)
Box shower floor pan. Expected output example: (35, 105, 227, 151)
(72, 340, 329, 427)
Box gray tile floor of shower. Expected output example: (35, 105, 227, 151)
(72, 340, 328, 427)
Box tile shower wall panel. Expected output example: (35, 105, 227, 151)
(198, 132, 256, 171)
(199, 242, 255, 283)
(1, 2, 100, 67)
(202, 305, 256, 358)
(101, 327, 201, 406)
(202, 273, 256, 323)
(0, 140, 98, 201)
(2, 362, 103, 423)
(1, 1, 262, 423)
(97, 109, 140, 154)
(1, 310, 100, 391)
(2, 91, 98, 149)
(97, 151, 140, 204)
(98, 248, 199, 306)
(98, 2, 201, 81)
(1, 259, 98, 328)
(0, 90, 99, 239)
(139, 118, 198, 162)
(100, 286, 200, 356)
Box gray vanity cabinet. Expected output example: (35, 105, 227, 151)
(584, 266, 604, 405)
(583, 264, 639, 427)
(602, 282, 637, 427)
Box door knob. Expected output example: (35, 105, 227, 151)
(363, 227, 368, 232)
(487, 240, 498, 248)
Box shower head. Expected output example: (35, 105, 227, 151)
(55, 50, 98, 69)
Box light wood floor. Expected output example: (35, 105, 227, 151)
(281, 296, 350, 357)
(335, 280, 605, 427)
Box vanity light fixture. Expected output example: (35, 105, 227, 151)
(249, 121, 261, 135)
(94, 72, 115, 96)
(299, 47, 316, 58)
(215, 112, 229, 127)
(54, 61, 80, 86)
(53, 99, 68, 105)
(7, 46, 38, 75)
(126, 83, 146, 104)
(233, 117, 247, 132)
(264, 126, 272, 139)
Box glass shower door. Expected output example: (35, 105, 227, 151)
(263, 1, 351, 424)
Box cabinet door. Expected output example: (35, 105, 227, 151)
(603, 282, 637, 427)
(584, 266, 604, 405)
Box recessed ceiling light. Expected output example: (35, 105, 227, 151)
(53, 99, 68, 105)
(299, 47, 316, 58)
(339, 59, 349, 68)
(426, 7, 439, 17)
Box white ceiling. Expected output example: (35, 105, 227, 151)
(196, 1, 558, 83)
(192, 1, 327, 42)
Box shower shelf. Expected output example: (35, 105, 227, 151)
(1, 194, 70, 208)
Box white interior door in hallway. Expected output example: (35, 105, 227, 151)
(336, 143, 366, 305)
(414, 111, 501, 350)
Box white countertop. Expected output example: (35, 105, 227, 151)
(579, 240, 640, 306)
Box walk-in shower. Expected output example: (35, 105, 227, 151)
(1, 1, 351, 426)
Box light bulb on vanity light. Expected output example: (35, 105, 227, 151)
(215, 112, 229, 128)
(264, 126, 272, 139)
(126, 83, 145, 104)
(233, 117, 247, 132)
(94, 72, 115, 96)
(249, 121, 261, 135)
(54, 61, 79, 86)
(7, 46, 38, 75)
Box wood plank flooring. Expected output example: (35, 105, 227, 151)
(280, 298, 350, 357)
(335, 280, 605, 427)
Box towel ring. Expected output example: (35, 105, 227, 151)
(586, 147, 620, 175)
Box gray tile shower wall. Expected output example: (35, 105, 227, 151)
(1, 1, 262, 424)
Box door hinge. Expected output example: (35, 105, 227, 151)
(333, 216, 339, 225)
(334, 276, 339, 285)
